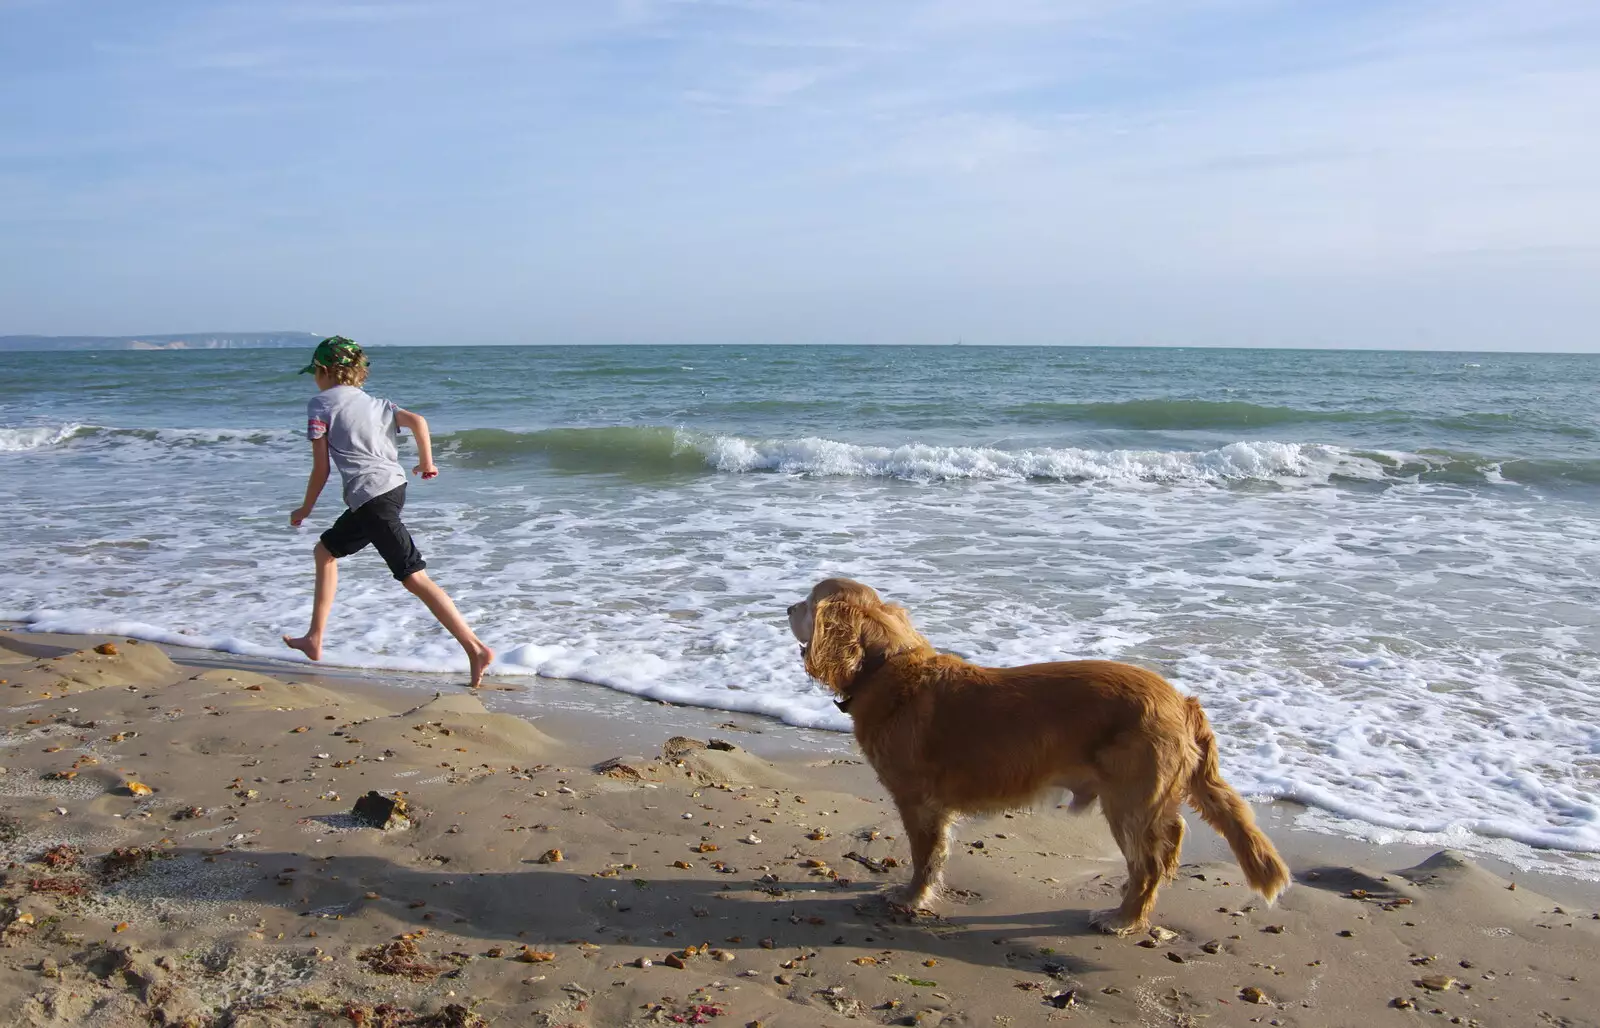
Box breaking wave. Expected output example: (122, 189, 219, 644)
(9, 422, 1600, 488)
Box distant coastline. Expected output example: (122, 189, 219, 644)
(0, 331, 320, 352)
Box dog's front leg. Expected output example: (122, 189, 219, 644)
(893, 799, 952, 911)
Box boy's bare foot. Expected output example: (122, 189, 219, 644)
(468, 643, 494, 688)
(282, 635, 322, 661)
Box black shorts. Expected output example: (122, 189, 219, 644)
(319, 484, 427, 581)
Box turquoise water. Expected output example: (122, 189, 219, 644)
(2, 345, 1598, 872)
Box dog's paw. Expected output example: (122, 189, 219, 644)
(888, 884, 937, 913)
(1088, 908, 1149, 937)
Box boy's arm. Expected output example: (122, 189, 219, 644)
(290, 436, 331, 525)
(394, 408, 438, 479)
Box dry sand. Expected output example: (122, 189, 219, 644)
(1, 628, 1596, 1028)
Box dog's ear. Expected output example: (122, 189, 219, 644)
(804, 596, 865, 692)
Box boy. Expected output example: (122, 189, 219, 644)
(281, 336, 494, 687)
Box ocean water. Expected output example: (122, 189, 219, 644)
(3, 345, 1598, 875)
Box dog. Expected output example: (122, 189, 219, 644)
(787, 577, 1289, 935)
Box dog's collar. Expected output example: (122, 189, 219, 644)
(833, 652, 888, 714)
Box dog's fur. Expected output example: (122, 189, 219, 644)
(788, 577, 1289, 935)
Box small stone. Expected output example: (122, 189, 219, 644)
(350, 790, 408, 829)
(634, 957, 653, 968)
(1201, 939, 1222, 954)
(124, 781, 154, 797)
(1240, 986, 1270, 1005)
(538, 849, 564, 864)
(1262, 924, 1285, 934)
(664, 953, 688, 969)
(1166, 951, 1186, 964)
(1149, 926, 1178, 944)
(1391, 997, 1415, 1009)
(515, 948, 555, 963)
(94, 643, 118, 655)
(1417, 975, 1459, 992)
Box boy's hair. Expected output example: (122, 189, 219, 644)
(323, 361, 369, 387)
(300, 335, 369, 386)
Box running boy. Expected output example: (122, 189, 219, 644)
(281, 336, 494, 687)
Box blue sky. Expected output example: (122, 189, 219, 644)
(2, 0, 1598, 349)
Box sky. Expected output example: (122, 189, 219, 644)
(2, 0, 1598, 350)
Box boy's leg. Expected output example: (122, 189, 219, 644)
(359, 487, 492, 688)
(401, 571, 495, 687)
(284, 506, 366, 661)
(282, 542, 339, 660)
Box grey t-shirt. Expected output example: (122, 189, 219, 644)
(306, 385, 408, 510)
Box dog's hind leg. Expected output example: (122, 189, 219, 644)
(893, 799, 953, 911)
(1088, 786, 1166, 936)
(1155, 803, 1186, 885)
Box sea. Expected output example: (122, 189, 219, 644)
(2, 344, 1597, 876)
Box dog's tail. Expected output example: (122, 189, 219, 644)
(1184, 697, 1290, 903)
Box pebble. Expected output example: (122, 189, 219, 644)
(1240, 986, 1270, 1005)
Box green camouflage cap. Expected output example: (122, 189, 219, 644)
(299, 335, 367, 374)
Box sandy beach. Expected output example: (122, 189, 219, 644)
(2, 628, 1596, 1028)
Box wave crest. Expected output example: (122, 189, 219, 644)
(11, 421, 1600, 488)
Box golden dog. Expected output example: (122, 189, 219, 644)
(788, 577, 1289, 935)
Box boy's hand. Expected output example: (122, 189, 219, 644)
(289, 505, 314, 526)
(413, 462, 439, 480)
